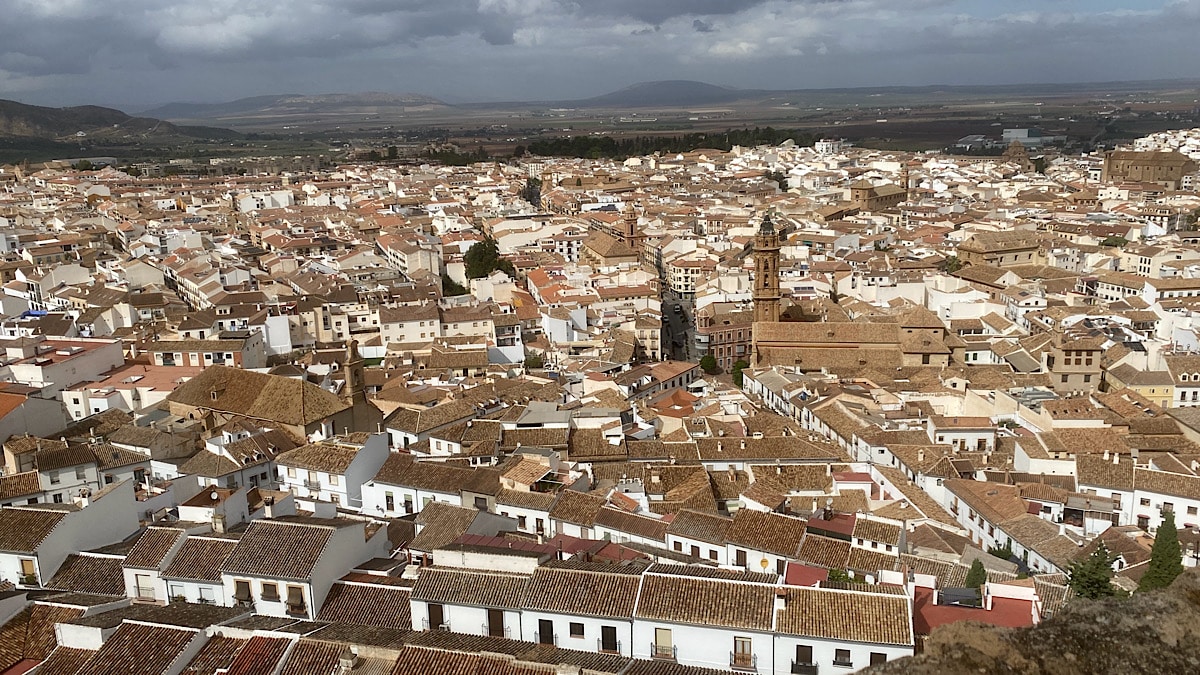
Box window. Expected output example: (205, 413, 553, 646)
(1188, 506, 1198, 516)
(1140, 498, 1151, 507)
(795, 645, 814, 666)
(287, 467, 296, 478)
(569, 622, 584, 638)
(834, 648, 853, 667)
(385, 492, 394, 511)
(286, 585, 305, 614)
(871, 653, 887, 666)
(49, 470, 60, 485)
(75, 466, 86, 480)
(234, 580, 251, 603)
(1163, 502, 1174, 513)
(261, 582, 279, 601)
(732, 637, 753, 668)
(474, 496, 488, 510)
(329, 474, 339, 486)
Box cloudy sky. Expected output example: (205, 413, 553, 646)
(2, 0, 1199, 111)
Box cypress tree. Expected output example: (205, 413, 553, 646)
(964, 559, 987, 590)
(1139, 509, 1184, 592)
(1069, 542, 1117, 599)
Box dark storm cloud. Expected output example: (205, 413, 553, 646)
(0, 1, 1196, 109)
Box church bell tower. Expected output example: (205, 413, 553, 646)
(753, 213, 781, 324)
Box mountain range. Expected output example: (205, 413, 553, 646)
(0, 99, 237, 141)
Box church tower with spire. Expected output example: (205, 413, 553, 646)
(753, 213, 781, 324)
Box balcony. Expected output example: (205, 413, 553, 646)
(483, 625, 511, 639)
(421, 619, 450, 631)
(20, 574, 38, 587)
(791, 661, 819, 675)
(597, 638, 621, 654)
(534, 632, 557, 646)
(286, 602, 307, 617)
(651, 644, 677, 661)
(731, 652, 757, 671)
(303, 479, 322, 490)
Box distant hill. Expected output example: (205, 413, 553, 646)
(141, 92, 450, 122)
(0, 99, 237, 141)
(575, 80, 762, 108)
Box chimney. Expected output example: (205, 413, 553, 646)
(825, 463, 832, 477)
(337, 648, 359, 674)
(774, 588, 788, 611)
(740, 439, 746, 450)
(1103, 448, 1110, 461)
(727, 467, 736, 482)
(1113, 452, 1120, 465)
(213, 511, 226, 534)
(918, 449, 925, 463)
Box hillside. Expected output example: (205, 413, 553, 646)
(0, 99, 237, 141)
(864, 568, 1200, 675)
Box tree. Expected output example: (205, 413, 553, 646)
(826, 569, 857, 583)
(1139, 509, 1184, 592)
(72, 159, 94, 171)
(731, 359, 749, 388)
(1069, 542, 1118, 600)
(939, 256, 964, 274)
(386, 145, 398, 160)
(463, 239, 515, 279)
(965, 559, 987, 590)
(699, 354, 719, 374)
(1100, 236, 1129, 248)
(524, 353, 545, 369)
(441, 274, 468, 297)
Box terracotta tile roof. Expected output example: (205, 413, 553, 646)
(317, 581, 413, 629)
(278, 640, 344, 675)
(411, 567, 528, 609)
(76, 622, 198, 675)
(523, 564, 643, 619)
(35, 646, 95, 674)
(549, 490, 608, 526)
(593, 507, 669, 541)
(495, 487, 556, 511)
(852, 518, 903, 546)
(0, 507, 67, 554)
(0, 604, 84, 668)
(665, 509, 731, 544)
(224, 636, 292, 675)
(635, 574, 775, 630)
(46, 554, 125, 595)
(0, 471, 40, 501)
(221, 520, 336, 580)
(410, 502, 481, 553)
(124, 527, 185, 569)
(846, 547, 900, 575)
(181, 635, 247, 675)
(162, 536, 238, 581)
(372, 454, 476, 494)
(776, 586, 913, 645)
(276, 441, 360, 474)
(1135, 466, 1200, 500)
(1076, 454, 1135, 491)
(167, 365, 350, 427)
(725, 510, 806, 557)
(796, 534, 852, 570)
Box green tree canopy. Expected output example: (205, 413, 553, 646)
(464, 239, 515, 280)
(1069, 543, 1118, 599)
(1101, 236, 1129, 248)
(1139, 509, 1184, 592)
(731, 359, 749, 388)
(441, 274, 468, 297)
(699, 354, 719, 374)
(939, 256, 964, 273)
(965, 559, 988, 590)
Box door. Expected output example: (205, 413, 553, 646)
(428, 603, 444, 630)
(488, 608, 505, 638)
(538, 619, 554, 645)
(601, 625, 618, 653)
(135, 573, 154, 600)
(733, 636, 752, 668)
(735, 549, 747, 567)
(654, 627, 673, 659)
